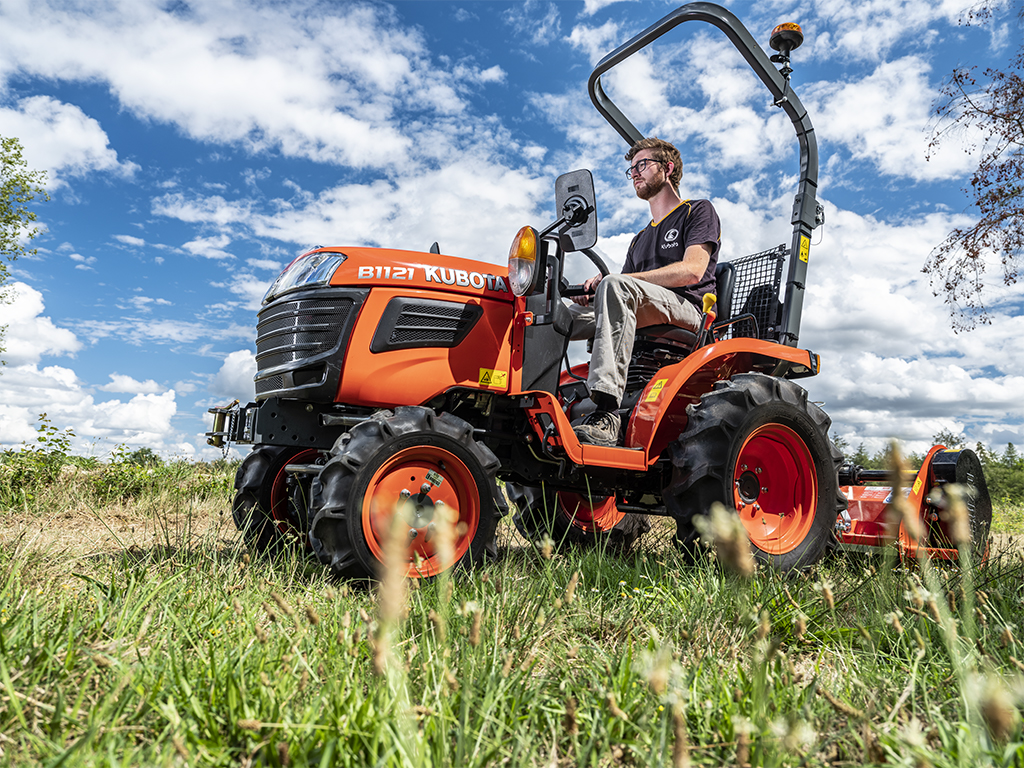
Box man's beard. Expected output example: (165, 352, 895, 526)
(635, 173, 668, 201)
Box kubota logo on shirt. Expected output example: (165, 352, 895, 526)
(664, 228, 679, 241)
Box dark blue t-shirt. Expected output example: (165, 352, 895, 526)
(622, 199, 721, 308)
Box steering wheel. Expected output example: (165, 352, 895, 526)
(562, 247, 610, 297)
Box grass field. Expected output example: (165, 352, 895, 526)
(2, 464, 1024, 767)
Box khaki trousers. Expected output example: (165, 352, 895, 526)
(568, 273, 701, 404)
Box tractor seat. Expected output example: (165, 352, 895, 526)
(634, 261, 736, 349)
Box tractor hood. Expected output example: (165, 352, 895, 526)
(265, 246, 514, 304)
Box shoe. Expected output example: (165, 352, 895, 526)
(573, 410, 621, 446)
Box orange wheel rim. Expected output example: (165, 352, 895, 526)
(362, 446, 479, 578)
(268, 448, 320, 539)
(733, 424, 817, 555)
(557, 492, 624, 533)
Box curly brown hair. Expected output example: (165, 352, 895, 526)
(625, 137, 682, 191)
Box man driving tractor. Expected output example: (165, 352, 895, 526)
(568, 137, 722, 446)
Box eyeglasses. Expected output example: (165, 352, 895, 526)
(625, 158, 662, 178)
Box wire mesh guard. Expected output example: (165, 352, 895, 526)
(719, 244, 787, 341)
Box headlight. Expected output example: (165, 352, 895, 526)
(507, 226, 539, 297)
(263, 251, 347, 304)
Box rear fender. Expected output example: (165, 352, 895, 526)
(626, 338, 819, 457)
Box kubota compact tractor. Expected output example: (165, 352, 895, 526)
(208, 2, 992, 578)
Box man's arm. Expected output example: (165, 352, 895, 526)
(630, 243, 712, 288)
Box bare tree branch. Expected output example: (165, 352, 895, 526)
(926, 2, 1023, 331)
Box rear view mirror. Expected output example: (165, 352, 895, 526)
(554, 170, 597, 252)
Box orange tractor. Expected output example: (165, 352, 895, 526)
(208, 2, 991, 578)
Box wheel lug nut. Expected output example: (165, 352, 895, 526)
(761, 486, 768, 493)
(755, 467, 762, 474)
(434, 500, 445, 507)
(409, 529, 418, 540)
(400, 489, 411, 499)
(420, 483, 432, 494)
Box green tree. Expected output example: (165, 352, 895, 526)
(926, 2, 1023, 331)
(0, 135, 49, 356)
(932, 428, 966, 450)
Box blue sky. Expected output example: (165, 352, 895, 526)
(0, 0, 1021, 460)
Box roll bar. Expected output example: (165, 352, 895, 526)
(588, 2, 819, 346)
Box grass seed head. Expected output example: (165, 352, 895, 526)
(237, 719, 262, 732)
(445, 667, 459, 691)
(429, 609, 447, 643)
(672, 703, 690, 768)
(540, 536, 554, 560)
(277, 742, 290, 766)
(606, 692, 627, 720)
(432, 503, 457, 573)
(262, 602, 277, 623)
(1002, 626, 1015, 647)
(756, 611, 771, 640)
(978, 675, 1018, 742)
(378, 509, 410, 626)
(371, 633, 389, 676)
(943, 484, 973, 546)
(564, 697, 579, 736)
(304, 605, 320, 626)
(469, 607, 483, 647)
(794, 613, 807, 641)
(819, 582, 835, 611)
(693, 502, 755, 578)
(886, 611, 904, 634)
(564, 571, 580, 605)
(271, 591, 295, 618)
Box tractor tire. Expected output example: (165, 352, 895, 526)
(233, 444, 322, 556)
(309, 406, 499, 579)
(507, 483, 650, 551)
(664, 373, 845, 572)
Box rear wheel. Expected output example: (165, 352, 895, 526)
(309, 407, 499, 579)
(664, 373, 845, 572)
(508, 483, 650, 551)
(233, 445, 322, 556)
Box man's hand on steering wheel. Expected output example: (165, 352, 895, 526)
(571, 273, 603, 306)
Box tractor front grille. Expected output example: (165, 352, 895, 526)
(256, 298, 353, 369)
(253, 287, 368, 401)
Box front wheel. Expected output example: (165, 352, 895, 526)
(233, 445, 322, 556)
(664, 373, 845, 572)
(508, 483, 650, 551)
(309, 407, 499, 579)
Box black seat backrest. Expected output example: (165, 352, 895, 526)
(714, 261, 735, 323)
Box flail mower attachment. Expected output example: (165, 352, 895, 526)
(836, 447, 993, 563)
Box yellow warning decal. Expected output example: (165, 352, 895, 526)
(478, 368, 508, 388)
(912, 477, 922, 496)
(799, 235, 810, 263)
(645, 379, 667, 402)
